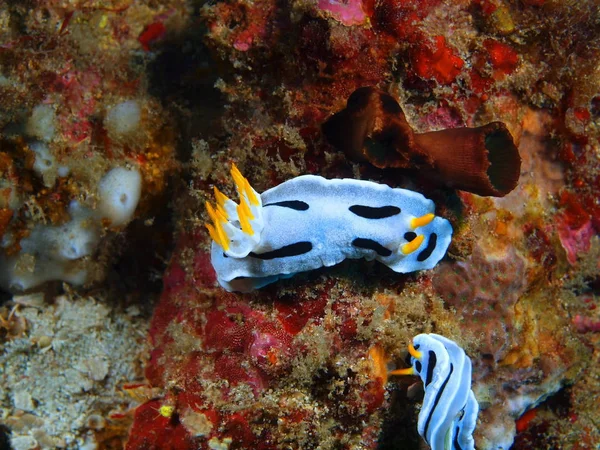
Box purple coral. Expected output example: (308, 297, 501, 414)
(433, 247, 527, 368)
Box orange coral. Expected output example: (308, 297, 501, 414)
(368, 344, 390, 384)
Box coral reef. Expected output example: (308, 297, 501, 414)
(433, 247, 526, 368)
(126, 240, 451, 449)
(1, 0, 599, 449)
(127, 0, 598, 448)
(0, 1, 182, 291)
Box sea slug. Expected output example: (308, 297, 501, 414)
(391, 333, 479, 450)
(206, 165, 452, 292)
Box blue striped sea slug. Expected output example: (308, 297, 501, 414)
(206, 165, 453, 292)
(391, 333, 479, 450)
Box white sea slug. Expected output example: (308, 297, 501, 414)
(390, 333, 479, 450)
(206, 165, 453, 292)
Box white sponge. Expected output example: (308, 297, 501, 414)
(104, 100, 141, 141)
(16, 202, 99, 260)
(97, 167, 142, 227)
(30, 141, 56, 187)
(26, 104, 56, 142)
(0, 202, 98, 291)
(0, 165, 143, 291)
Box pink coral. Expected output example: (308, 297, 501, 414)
(555, 192, 595, 265)
(557, 216, 594, 266)
(318, 0, 368, 26)
(572, 314, 600, 333)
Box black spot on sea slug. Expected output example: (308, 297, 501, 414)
(349, 205, 401, 219)
(264, 200, 309, 211)
(404, 232, 417, 242)
(250, 241, 312, 260)
(417, 233, 437, 262)
(415, 360, 422, 373)
(425, 350, 436, 387)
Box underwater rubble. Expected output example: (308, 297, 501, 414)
(1, 0, 600, 449)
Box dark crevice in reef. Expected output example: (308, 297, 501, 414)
(145, 14, 224, 165)
(0, 424, 12, 450)
(377, 384, 421, 450)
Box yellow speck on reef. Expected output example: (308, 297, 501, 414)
(98, 15, 109, 29)
(158, 404, 175, 419)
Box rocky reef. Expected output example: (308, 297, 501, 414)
(1, 1, 599, 449)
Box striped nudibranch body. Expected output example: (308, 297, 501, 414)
(206, 165, 453, 292)
(392, 333, 479, 450)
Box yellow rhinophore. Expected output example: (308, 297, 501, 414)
(388, 342, 422, 377)
(408, 342, 423, 359)
(411, 213, 434, 229)
(231, 163, 259, 206)
(401, 234, 424, 254)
